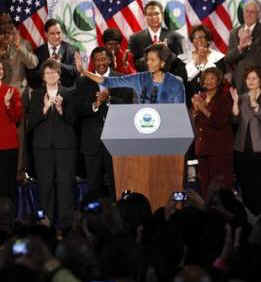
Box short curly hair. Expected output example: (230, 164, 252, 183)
(200, 67, 223, 88)
(244, 65, 261, 83)
(40, 58, 61, 80)
(189, 25, 212, 45)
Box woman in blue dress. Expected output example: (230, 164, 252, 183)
(83, 43, 185, 104)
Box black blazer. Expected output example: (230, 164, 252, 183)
(128, 27, 184, 71)
(28, 41, 78, 89)
(28, 86, 77, 149)
(76, 71, 133, 155)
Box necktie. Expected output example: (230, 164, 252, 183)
(153, 35, 158, 43)
(52, 46, 57, 57)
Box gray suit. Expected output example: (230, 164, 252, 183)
(225, 23, 261, 95)
(234, 93, 261, 152)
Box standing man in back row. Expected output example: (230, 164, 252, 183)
(128, 0, 185, 72)
(28, 18, 78, 90)
(225, 0, 261, 95)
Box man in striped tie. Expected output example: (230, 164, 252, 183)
(28, 18, 78, 90)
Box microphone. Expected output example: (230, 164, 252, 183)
(140, 86, 148, 104)
(150, 86, 158, 104)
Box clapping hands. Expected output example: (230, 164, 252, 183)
(4, 88, 14, 108)
(238, 27, 252, 51)
(43, 94, 63, 115)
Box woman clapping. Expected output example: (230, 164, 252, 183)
(0, 59, 23, 205)
(231, 66, 261, 215)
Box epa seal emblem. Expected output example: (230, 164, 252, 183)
(134, 108, 161, 134)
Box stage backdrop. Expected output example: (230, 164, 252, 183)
(2, 0, 257, 57)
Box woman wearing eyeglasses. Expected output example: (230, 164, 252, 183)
(28, 58, 76, 230)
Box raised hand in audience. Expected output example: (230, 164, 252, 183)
(55, 94, 63, 115)
(4, 87, 14, 108)
(238, 27, 252, 51)
(96, 89, 109, 107)
(74, 51, 84, 74)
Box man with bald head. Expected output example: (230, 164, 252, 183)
(225, 0, 261, 94)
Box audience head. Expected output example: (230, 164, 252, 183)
(102, 28, 122, 54)
(81, 194, 125, 250)
(189, 25, 212, 49)
(91, 46, 114, 75)
(174, 265, 212, 282)
(100, 236, 143, 281)
(117, 191, 152, 239)
(40, 58, 61, 85)
(243, 0, 260, 27)
(3, 236, 52, 271)
(144, 1, 164, 31)
(44, 18, 63, 47)
(145, 43, 173, 73)
(200, 67, 223, 92)
(55, 233, 101, 281)
(244, 65, 261, 91)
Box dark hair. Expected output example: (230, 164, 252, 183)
(144, 43, 173, 72)
(91, 46, 114, 69)
(144, 1, 164, 15)
(200, 67, 223, 88)
(103, 28, 122, 44)
(117, 192, 152, 234)
(44, 18, 60, 32)
(0, 59, 12, 83)
(40, 58, 61, 79)
(189, 25, 212, 44)
(244, 65, 261, 83)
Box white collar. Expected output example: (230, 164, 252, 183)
(48, 42, 61, 54)
(148, 27, 161, 42)
(245, 23, 256, 33)
(95, 67, 110, 77)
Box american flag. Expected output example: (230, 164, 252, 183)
(185, 0, 233, 53)
(93, 0, 146, 51)
(9, 0, 48, 49)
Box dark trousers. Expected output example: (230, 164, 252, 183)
(234, 150, 261, 215)
(84, 144, 115, 200)
(34, 148, 75, 228)
(198, 155, 234, 200)
(0, 149, 18, 204)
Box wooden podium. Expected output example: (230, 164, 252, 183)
(101, 104, 194, 211)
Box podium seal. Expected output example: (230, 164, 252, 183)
(134, 107, 161, 134)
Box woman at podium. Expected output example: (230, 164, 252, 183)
(191, 67, 234, 200)
(83, 43, 185, 104)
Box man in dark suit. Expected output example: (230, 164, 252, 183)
(75, 47, 133, 200)
(128, 0, 185, 78)
(28, 18, 78, 89)
(225, 0, 261, 95)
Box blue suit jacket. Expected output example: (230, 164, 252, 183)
(102, 71, 185, 103)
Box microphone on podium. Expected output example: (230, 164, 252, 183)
(151, 86, 158, 104)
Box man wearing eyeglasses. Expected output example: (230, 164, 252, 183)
(128, 1, 185, 73)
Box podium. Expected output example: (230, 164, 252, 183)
(101, 104, 194, 211)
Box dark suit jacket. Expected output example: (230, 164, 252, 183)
(128, 27, 184, 71)
(225, 22, 261, 95)
(28, 41, 78, 89)
(28, 86, 77, 149)
(76, 71, 133, 155)
(193, 89, 234, 157)
(234, 94, 261, 152)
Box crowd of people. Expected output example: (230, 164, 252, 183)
(1, 0, 261, 278)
